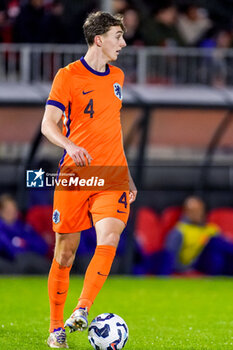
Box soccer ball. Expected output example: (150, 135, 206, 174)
(88, 313, 129, 350)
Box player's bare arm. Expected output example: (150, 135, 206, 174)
(128, 169, 137, 204)
(124, 150, 137, 204)
(41, 105, 93, 167)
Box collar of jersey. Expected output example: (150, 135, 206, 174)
(80, 56, 110, 76)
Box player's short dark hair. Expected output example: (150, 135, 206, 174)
(83, 11, 125, 46)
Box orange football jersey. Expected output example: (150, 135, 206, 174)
(47, 57, 128, 173)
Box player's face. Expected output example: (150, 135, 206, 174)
(101, 26, 126, 61)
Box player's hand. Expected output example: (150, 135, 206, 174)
(129, 180, 137, 204)
(66, 142, 93, 166)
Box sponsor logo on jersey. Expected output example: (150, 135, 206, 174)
(82, 90, 94, 95)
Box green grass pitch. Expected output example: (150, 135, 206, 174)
(1, 276, 233, 349)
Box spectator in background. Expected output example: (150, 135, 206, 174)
(13, 0, 47, 43)
(0, 4, 7, 42)
(121, 7, 144, 83)
(0, 0, 20, 43)
(7, 1, 20, 20)
(0, 194, 50, 273)
(61, 0, 98, 44)
(141, 0, 185, 47)
(199, 25, 233, 86)
(200, 25, 233, 50)
(123, 7, 144, 46)
(43, 0, 67, 43)
(165, 196, 233, 275)
(112, 0, 129, 14)
(177, 4, 212, 46)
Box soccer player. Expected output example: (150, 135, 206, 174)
(41, 11, 137, 348)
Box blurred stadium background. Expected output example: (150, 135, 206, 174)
(1, 0, 233, 275)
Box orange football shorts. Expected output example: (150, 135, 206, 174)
(52, 189, 130, 233)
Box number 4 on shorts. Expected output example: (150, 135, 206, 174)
(118, 192, 127, 209)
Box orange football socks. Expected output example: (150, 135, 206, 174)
(48, 259, 72, 332)
(75, 245, 116, 312)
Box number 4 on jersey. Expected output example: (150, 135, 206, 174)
(118, 192, 127, 209)
(84, 99, 94, 118)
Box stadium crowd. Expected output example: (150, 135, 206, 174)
(0, 0, 233, 49)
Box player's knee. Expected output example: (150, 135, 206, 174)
(55, 249, 75, 267)
(98, 231, 121, 248)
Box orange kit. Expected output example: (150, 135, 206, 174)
(47, 57, 130, 232)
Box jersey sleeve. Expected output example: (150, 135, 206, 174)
(46, 68, 71, 112)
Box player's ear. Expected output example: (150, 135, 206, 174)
(94, 35, 102, 47)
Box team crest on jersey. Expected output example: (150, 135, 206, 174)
(53, 209, 60, 224)
(113, 83, 122, 100)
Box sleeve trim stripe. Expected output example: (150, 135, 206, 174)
(46, 100, 65, 112)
